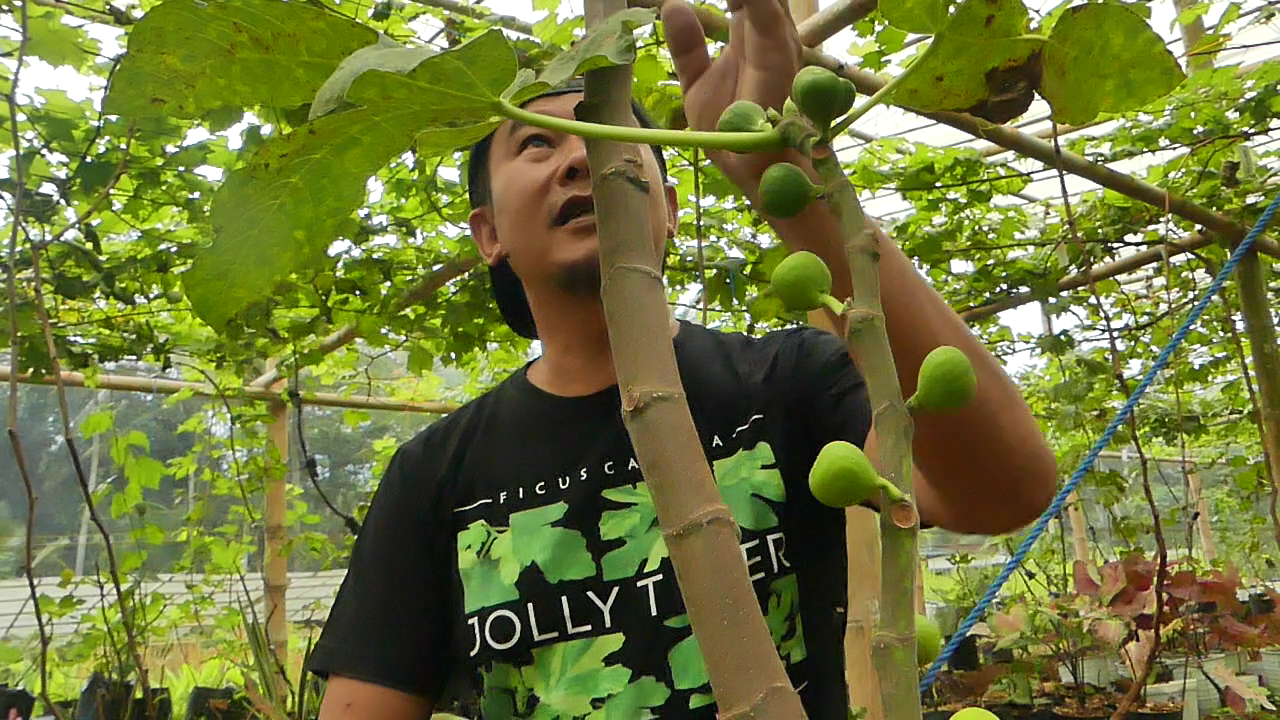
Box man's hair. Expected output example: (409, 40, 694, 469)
(465, 79, 669, 210)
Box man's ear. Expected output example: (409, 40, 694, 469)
(469, 206, 505, 267)
(663, 183, 679, 238)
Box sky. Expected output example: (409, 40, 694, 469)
(6, 0, 1279, 377)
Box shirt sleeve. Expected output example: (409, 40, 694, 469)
(782, 325, 874, 452)
(306, 429, 457, 701)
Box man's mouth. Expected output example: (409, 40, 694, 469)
(553, 195, 595, 227)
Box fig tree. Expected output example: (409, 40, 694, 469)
(791, 65, 857, 128)
(770, 250, 843, 315)
(808, 440, 885, 508)
(716, 99, 770, 133)
(906, 345, 977, 413)
(758, 161, 822, 219)
(916, 613, 942, 666)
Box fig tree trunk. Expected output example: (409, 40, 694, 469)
(576, 2, 808, 717)
(809, 143, 924, 720)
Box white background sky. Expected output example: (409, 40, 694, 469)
(7, 0, 1280, 376)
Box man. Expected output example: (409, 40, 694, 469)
(307, 0, 1057, 716)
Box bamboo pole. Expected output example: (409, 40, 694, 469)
(1233, 249, 1280, 519)
(845, 507, 884, 720)
(1185, 466, 1217, 562)
(264, 395, 290, 694)
(1065, 492, 1089, 565)
(0, 367, 457, 414)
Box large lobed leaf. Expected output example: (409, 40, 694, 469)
(887, 0, 1044, 117)
(182, 29, 517, 330)
(103, 0, 378, 120)
(1039, 3, 1186, 126)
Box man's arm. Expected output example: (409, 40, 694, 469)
(763, 152, 1057, 535)
(318, 676, 435, 720)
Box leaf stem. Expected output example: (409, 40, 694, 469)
(830, 36, 943, 138)
(497, 99, 786, 152)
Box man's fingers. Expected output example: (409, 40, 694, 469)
(661, 0, 712, 91)
(727, 0, 793, 42)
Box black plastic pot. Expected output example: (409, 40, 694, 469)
(1248, 592, 1275, 617)
(130, 687, 172, 720)
(184, 687, 255, 720)
(0, 687, 35, 719)
(77, 673, 133, 720)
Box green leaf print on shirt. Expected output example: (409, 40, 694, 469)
(479, 634, 668, 719)
(711, 441, 786, 531)
(509, 501, 598, 583)
(457, 501, 596, 613)
(599, 483, 669, 581)
(597, 441, 785, 582)
(457, 521, 522, 613)
(766, 574, 807, 664)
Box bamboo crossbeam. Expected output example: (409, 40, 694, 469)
(409, 0, 1280, 260)
(959, 231, 1218, 322)
(0, 367, 457, 415)
(247, 257, 480, 389)
(803, 50, 1280, 259)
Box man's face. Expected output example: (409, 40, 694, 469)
(468, 92, 678, 298)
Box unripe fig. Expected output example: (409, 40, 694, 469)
(758, 161, 822, 219)
(808, 440, 885, 508)
(716, 99, 770, 133)
(770, 250, 842, 316)
(916, 613, 942, 666)
(791, 65, 857, 128)
(907, 345, 977, 413)
(950, 709, 999, 720)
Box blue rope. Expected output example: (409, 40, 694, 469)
(919, 191, 1280, 695)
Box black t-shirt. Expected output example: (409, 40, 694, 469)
(306, 320, 874, 719)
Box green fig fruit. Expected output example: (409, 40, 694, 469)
(907, 345, 977, 412)
(758, 161, 822, 219)
(809, 440, 884, 508)
(949, 709, 999, 720)
(770, 250, 843, 315)
(716, 99, 771, 133)
(917, 613, 942, 666)
(791, 65, 857, 128)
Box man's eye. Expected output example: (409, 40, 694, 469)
(519, 134, 553, 151)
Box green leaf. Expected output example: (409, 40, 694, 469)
(1040, 4, 1186, 126)
(878, 0, 952, 36)
(711, 441, 786, 531)
(509, 502, 598, 582)
(26, 6, 96, 70)
(104, 0, 378, 120)
(506, 7, 658, 104)
(182, 29, 517, 329)
(888, 0, 1043, 115)
(309, 35, 438, 121)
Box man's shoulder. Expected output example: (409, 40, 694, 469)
(393, 370, 525, 462)
(677, 319, 847, 370)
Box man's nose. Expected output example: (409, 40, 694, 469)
(558, 137, 590, 184)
